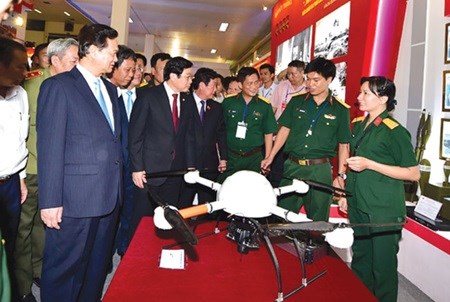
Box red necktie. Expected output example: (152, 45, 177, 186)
(172, 93, 179, 130)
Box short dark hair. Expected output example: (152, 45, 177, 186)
(31, 43, 49, 60)
(223, 76, 238, 91)
(78, 24, 118, 59)
(360, 76, 397, 112)
(115, 45, 136, 68)
(135, 53, 147, 67)
(0, 37, 26, 67)
(163, 56, 193, 81)
(215, 74, 224, 82)
(150, 52, 171, 68)
(259, 63, 275, 74)
(106, 45, 136, 79)
(192, 67, 218, 91)
(305, 57, 336, 80)
(288, 60, 306, 70)
(236, 67, 259, 83)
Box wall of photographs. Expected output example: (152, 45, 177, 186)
(271, 0, 407, 119)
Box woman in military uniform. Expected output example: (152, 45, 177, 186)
(339, 76, 419, 302)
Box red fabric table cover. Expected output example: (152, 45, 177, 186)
(103, 217, 375, 302)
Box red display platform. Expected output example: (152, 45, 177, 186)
(103, 218, 376, 301)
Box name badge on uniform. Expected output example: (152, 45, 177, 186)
(236, 121, 247, 139)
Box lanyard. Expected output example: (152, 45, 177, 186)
(284, 85, 305, 103)
(306, 96, 331, 136)
(262, 87, 272, 98)
(242, 102, 249, 122)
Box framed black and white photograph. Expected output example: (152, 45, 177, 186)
(314, 1, 350, 60)
(440, 118, 450, 159)
(445, 23, 450, 64)
(443, 71, 450, 112)
(329, 61, 347, 102)
(275, 26, 312, 75)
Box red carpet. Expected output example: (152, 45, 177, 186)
(103, 218, 376, 302)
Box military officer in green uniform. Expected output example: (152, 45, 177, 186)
(15, 38, 79, 301)
(338, 77, 419, 302)
(261, 57, 351, 221)
(218, 67, 277, 182)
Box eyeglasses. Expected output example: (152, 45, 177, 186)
(135, 67, 144, 73)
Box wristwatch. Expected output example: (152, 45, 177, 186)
(337, 172, 347, 180)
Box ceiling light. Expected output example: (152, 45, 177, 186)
(64, 11, 71, 17)
(263, 6, 268, 11)
(129, 17, 133, 23)
(34, 9, 42, 14)
(219, 22, 229, 32)
(210, 49, 217, 54)
(14, 16, 24, 27)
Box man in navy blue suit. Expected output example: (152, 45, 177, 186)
(106, 45, 136, 258)
(180, 67, 228, 208)
(37, 24, 122, 302)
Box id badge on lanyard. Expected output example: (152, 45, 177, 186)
(236, 121, 247, 139)
(236, 102, 249, 139)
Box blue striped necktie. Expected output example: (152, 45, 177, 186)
(125, 90, 133, 120)
(95, 78, 113, 130)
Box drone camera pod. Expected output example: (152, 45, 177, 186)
(226, 217, 260, 254)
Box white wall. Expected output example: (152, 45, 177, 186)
(395, 0, 450, 184)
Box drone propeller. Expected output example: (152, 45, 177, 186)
(146, 186, 198, 245)
(146, 168, 216, 178)
(268, 221, 404, 233)
(260, 168, 351, 197)
(300, 179, 350, 196)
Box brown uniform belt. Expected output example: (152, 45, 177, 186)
(288, 155, 329, 166)
(229, 147, 262, 157)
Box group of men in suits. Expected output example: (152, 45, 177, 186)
(33, 23, 230, 302)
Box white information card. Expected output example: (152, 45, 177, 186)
(414, 195, 442, 221)
(159, 249, 185, 270)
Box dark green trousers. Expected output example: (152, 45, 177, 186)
(14, 174, 45, 296)
(217, 152, 263, 183)
(349, 206, 401, 302)
(278, 160, 332, 221)
(1, 231, 11, 302)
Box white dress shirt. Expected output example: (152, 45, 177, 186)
(118, 87, 137, 121)
(0, 86, 29, 179)
(77, 64, 115, 130)
(163, 81, 180, 118)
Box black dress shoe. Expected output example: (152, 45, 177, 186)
(20, 293, 37, 302)
(32, 277, 41, 288)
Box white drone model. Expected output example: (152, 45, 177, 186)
(154, 170, 354, 249)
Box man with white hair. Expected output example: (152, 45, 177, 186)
(15, 37, 79, 302)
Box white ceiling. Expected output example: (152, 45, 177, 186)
(26, 0, 277, 65)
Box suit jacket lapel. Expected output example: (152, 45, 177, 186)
(70, 68, 116, 136)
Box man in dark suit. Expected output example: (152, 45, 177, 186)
(180, 68, 227, 208)
(37, 24, 122, 302)
(106, 45, 138, 258)
(128, 56, 196, 233)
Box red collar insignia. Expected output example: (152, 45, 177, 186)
(374, 116, 383, 126)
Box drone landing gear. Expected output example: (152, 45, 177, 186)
(257, 222, 327, 302)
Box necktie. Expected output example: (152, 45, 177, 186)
(199, 100, 205, 124)
(95, 79, 113, 130)
(126, 90, 133, 120)
(172, 93, 179, 130)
